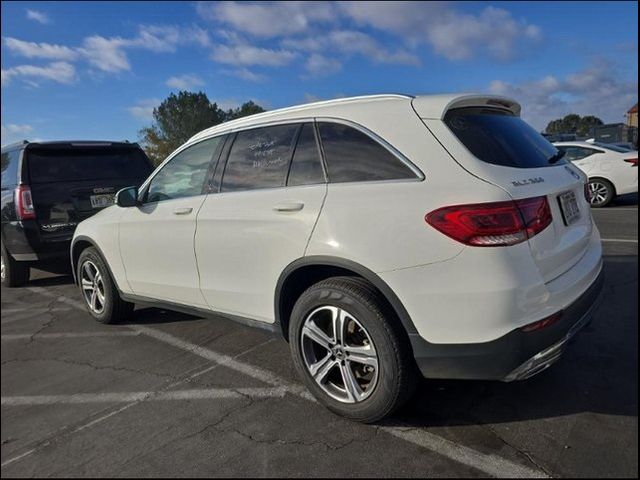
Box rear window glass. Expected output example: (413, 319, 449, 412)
(26, 147, 152, 183)
(444, 108, 563, 168)
(593, 142, 633, 153)
(1, 149, 21, 187)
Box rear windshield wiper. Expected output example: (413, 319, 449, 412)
(547, 150, 566, 164)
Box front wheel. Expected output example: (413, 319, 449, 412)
(289, 277, 417, 423)
(77, 247, 133, 324)
(588, 178, 615, 207)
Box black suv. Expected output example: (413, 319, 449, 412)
(1, 140, 153, 287)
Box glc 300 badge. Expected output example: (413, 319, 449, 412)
(511, 177, 544, 187)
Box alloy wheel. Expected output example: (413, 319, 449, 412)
(588, 181, 610, 206)
(80, 260, 106, 314)
(300, 305, 379, 404)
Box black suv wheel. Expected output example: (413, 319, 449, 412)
(1, 244, 30, 288)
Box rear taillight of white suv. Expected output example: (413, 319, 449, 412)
(15, 185, 36, 220)
(425, 196, 552, 247)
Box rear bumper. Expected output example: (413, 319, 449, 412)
(2, 220, 71, 262)
(409, 268, 604, 381)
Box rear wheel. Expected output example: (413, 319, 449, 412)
(289, 276, 417, 423)
(77, 247, 133, 324)
(1, 244, 30, 288)
(588, 178, 615, 207)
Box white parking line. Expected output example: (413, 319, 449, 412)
(601, 238, 638, 243)
(8, 288, 549, 478)
(27, 286, 87, 310)
(1, 332, 141, 341)
(134, 326, 546, 477)
(1, 387, 288, 406)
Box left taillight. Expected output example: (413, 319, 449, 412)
(624, 157, 638, 167)
(425, 195, 552, 247)
(15, 185, 36, 220)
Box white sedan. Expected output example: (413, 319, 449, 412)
(554, 141, 638, 207)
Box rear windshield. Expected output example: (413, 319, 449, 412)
(593, 142, 634, 153)
(444, 108, 564, 168)
(26, 147, 152, 183)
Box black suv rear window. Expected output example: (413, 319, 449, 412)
(26, 147, 152, 183)
(444, 108, 563, 168)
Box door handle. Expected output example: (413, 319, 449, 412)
(173, 207, 193, 215)
(273, 202, 304, 212)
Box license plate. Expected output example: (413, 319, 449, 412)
(558, 191, 580, 226)
(90, 194, 115, 209)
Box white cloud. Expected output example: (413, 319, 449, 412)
(488, 61, 638, 130)
(1, 123, 33, 146)
(304, 53, 342, 77)
(222, 67, 266, 83)
(284, 30, 419, 67)
(198, 1, 334, 38)
(212, 44, 296, 67)
(1, 62, 75, 86)
(127, 98, 160, 120)
(26, 9, 50, 24)
(166, 74, 205, 90)
(3, 24, 212, 81)
(79, 35, 131, 73)
(3, 37, 78, 60)
(339, 1, 541, 61)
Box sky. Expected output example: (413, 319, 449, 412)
(1, 1, 638, 146)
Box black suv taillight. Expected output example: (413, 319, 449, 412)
(15, 185, 36, 220)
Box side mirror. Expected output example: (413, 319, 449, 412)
(115, 186, 139, 208)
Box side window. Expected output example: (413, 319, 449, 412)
(287, 123, 325, 186)
(222, 124, 298, 192)
(146, 137, 221, 203)
(317, 123, 416, 183)
(563, 146, 599, 162)
(1, 150, 21, 189)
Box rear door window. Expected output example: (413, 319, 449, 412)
(317, 122, 417, 183)
(287, 123, 325, 186)
(444, 108, 564, 168)
(1, 149, 21, 188)
(27, 147, 152, 183)
(222, 124, 299, 192)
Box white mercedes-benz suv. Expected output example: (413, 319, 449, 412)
(72, 94, 604, 422)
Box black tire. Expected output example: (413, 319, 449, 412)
(289, 276, 417, 423)
(588, 178, 615, 208)
(1, 243, 30, 288)
(77, 247, 133, 324)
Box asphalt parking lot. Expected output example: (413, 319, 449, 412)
(1, 195, 637, 478)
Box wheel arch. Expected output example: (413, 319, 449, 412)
(275, 256, 418, 342)
(71, 236, 123, 292)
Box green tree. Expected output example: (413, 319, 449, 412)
(224, 101, 265, 121)
(139, 92, 265, 165)
(545, 114, 604, 137)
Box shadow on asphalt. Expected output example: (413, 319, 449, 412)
(609, 192, 638, 207)
(23, 254, 638, 428)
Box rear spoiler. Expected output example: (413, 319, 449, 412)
(412, 94, 521, 119)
